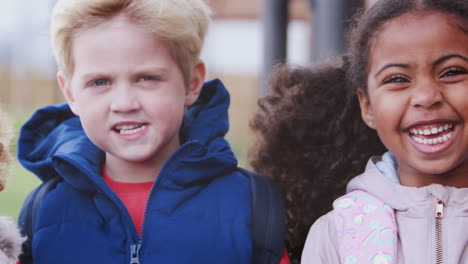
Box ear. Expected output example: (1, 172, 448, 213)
(357, 88, 375, 129)
(184, 61, 206, 107)
(57, 71, 80, 116)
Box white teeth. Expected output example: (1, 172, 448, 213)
(116, 124, 146, 135)
(115, 124, 138, 130)
(409, 124, 454, 135)
(412, 131, 453, 145)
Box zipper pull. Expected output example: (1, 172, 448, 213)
(130, 241, 141, 264)
(436, 199, 444, 219)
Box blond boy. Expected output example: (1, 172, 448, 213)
(16, 0, 286, 263)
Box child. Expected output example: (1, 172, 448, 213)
(0, 112, 24, 263)
(250, 60, 385, 264)
(16, 0, 289, 263)
(299, 0, 468, 263)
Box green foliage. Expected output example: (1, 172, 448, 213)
(0, 111, 39, 219)
(0, 162, 39, 219)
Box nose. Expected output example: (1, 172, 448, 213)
(411, 79, 443, 109)
(109, 84, 140, 113)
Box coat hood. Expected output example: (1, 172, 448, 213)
(347, 156, 468, 215)
(18, 79, 238, 190)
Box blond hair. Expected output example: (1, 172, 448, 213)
(0, 111, 13, 191)
(51, 0, 211, 83)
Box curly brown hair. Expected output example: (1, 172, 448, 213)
(250, 0, 468, 262)
(249, 59, 385, 262)
(0, 111, 13, 191)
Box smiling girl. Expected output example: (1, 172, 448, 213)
(294, 0, 468, 263)
(251, 1, 468, 262)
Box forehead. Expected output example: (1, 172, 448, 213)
(369, 11, 468, 65)
(70, 15, 175, 74)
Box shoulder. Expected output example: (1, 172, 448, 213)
(33, 180, 99, 230)
(189, 168, 252, 213)
(207, 168, 251, 194)
(301, 211, 340, 264)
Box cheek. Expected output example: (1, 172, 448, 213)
(148, 98, 185, 126)
(77, 104, 106, 138)
(369, 92, 407, 127)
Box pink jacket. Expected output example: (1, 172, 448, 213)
(301, 157, 468, 264)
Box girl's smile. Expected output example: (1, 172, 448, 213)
(407, 121, 457, 154)
(359, 11, 468, 187)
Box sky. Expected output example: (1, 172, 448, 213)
(0, 1, 20, 37)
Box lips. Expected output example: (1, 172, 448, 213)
(408, 122, 454, 146)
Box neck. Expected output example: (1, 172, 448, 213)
(104, 134, 181, 183)
(399, 165, 468, 188)
(104, 156, 160, 183)
(104, 144, 179, 183)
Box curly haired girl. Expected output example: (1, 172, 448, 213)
(252, 0, 468, 263)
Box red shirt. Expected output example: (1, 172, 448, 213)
(279, 249, 291, 264)
(103, 170, 153, 236)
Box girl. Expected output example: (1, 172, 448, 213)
(301, 0, 468, 263)
(252, 0, 468, 263)
(0, 112, 24, 263)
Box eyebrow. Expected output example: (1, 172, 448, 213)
(373, 54, 468, 78)
(374, 63, 410, 78)
(433, 53, 468, 66)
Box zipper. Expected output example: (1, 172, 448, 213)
(130, 241, 142, 264)
(137, 141, 200, 261)
(435, 199, 444, 264)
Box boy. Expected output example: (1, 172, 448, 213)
(17, 0, 288, 263)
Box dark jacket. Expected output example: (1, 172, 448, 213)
(18, 79, 253, 264)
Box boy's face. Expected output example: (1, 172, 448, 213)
(58, 15, 204, 169)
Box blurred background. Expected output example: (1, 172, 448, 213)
(0, 0, 377, 219)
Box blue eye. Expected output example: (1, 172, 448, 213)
(93, 79, 110, 86)
(441, 67, 466, 78)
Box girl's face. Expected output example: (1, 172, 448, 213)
(358, 11, 468, 187)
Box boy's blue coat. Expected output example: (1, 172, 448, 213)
(18, 79, 253, 264)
